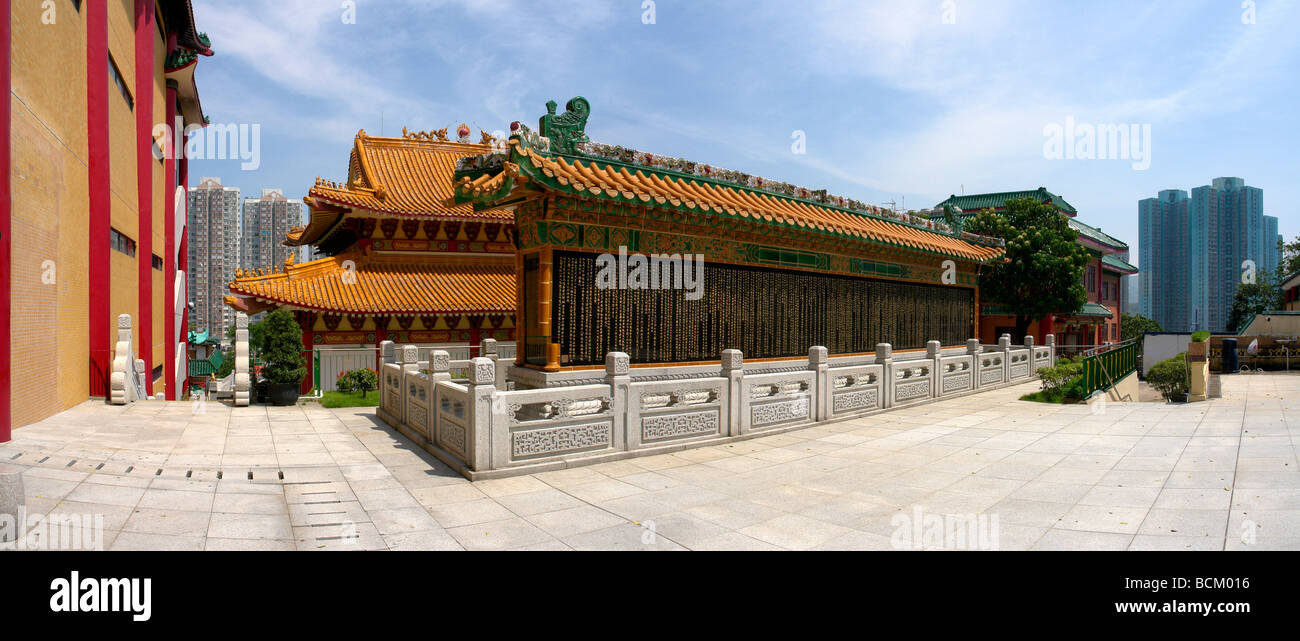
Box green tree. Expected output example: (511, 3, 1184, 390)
(257, 309, 306, 385)
(1120, 313, 1161, 342)
(1227, 280, 1282, 333)
(1280, 235, 1300, 277)
(963, 198, 1091, 340)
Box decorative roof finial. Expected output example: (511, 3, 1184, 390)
(457, 123, 471, 144)
(538, 97, 590, 154)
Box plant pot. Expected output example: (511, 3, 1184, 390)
(254, 380, 269, 404)
(269, 382, 300, 406)
(1168, 392, 1188, 403)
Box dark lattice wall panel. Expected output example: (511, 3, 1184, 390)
(552, 251, 973, 365)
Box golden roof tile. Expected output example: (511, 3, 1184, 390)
(227, 250, 515, 315)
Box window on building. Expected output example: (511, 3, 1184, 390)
(152, 254, 163, 271)
(71, 0, 81, 12)
(1086, 266, 1096, 292)
(108, 55, 133, 110)
(110, 228, 136, 258)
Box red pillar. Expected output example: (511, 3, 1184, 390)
(87, 0, 111, 398)
(1, 0, 12, 441)
(163, 37, 178, 400)
(375, 324, 387, 373)
(134, 0, 155, 395)
(300, 312, 314, 395)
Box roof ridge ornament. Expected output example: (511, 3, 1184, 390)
(539, 97, 590, 155)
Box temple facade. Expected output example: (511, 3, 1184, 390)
(225, 125, 517, 393)
(934, 189, 1137, 347)
(454, 98, 1007, 373)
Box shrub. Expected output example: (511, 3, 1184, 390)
(1146, 352, 1189, 400)
(257, 309, 306, 385)
(1038, 360, 1083, 393)
(1191, 331, 1211, 342)
(336, 368, 377, 395)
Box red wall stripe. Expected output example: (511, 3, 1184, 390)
(135, 0, 154, 397)
(1, 0, 13, 441)
(87, 0, 111, 398)
(164, 33, 179, 400)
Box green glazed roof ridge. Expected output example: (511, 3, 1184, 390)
(936, 188, 1078, 214)
(503, 154, 1005, 262)
(483, 129, 1005, 248)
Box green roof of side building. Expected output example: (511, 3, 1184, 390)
(1101, 253, 1137, 274)
(1069, 218, 1128, 251)
(935, 188, 1078, 216)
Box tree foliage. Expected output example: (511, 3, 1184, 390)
(257, 309, 306, 385)
(1227, 281, 1282, 333)
(963, 198, 1091, 340)
(1120, 313, 1162, 342)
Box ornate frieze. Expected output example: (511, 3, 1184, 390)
(642, 409, 720, 442)
(751, 398, 810, 427)
(512, 421, 612, 458)
(895, 379, 931, 402)
(833, 388, 878, 413)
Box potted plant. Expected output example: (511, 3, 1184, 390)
(257, 309, 307, 406)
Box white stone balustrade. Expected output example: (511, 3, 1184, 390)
(376, 336, 1054, 479)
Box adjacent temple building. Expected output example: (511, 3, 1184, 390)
(453, 98, 1007, 372)
(224, 125, 517, 393)
(934, 189, 1136, 348)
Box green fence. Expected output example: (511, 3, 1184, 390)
(1081, 339, 1138, 397)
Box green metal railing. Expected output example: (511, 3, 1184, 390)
(1081, 339, 1138, 397)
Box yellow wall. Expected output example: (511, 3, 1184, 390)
(9, 0, 179, 425)
(9, 0, 91, 426)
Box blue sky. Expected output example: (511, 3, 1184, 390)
(189, 0, 1300, 256)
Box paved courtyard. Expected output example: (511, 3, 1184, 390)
(2, 373, 1297, 551)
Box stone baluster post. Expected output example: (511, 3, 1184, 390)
(479, 338, 506, 390)
(809, 346, 829, 421)
(398, 344, 420, 426)
(722, 349, 744, 436)
(606, 352, 630, 451)
(466, 357, 497, 471)
(876, 343, 893, 409)
(1023, 334, 1037, 373)
(110, 314, 134, 405)
(233, 312, 250, 407)
(926, 340, 942, 397)
(999, 334, 1012, 383)
(967, 338, 982, 388)
(429, 350, 451, 383)
(1046, 334, 1056, 364)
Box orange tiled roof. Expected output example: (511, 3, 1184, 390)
(227, 250, 515, 315)
(306, 129, 514, 222)
(484, 143, 1004, 263)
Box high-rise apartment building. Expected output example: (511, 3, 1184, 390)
(1139, 178, 1281, 332)
(187, 178, 241, 341)
(240, 189, 302, 273)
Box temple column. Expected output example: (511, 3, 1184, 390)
(134, 0, 154, 396)
(539, 248, 559, 371)
(163, 56, 178, 399)
(87, 0, 111, 398)
(300, 312, 315, 395)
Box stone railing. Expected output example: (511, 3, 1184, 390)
(376, 334, 1053, 480)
